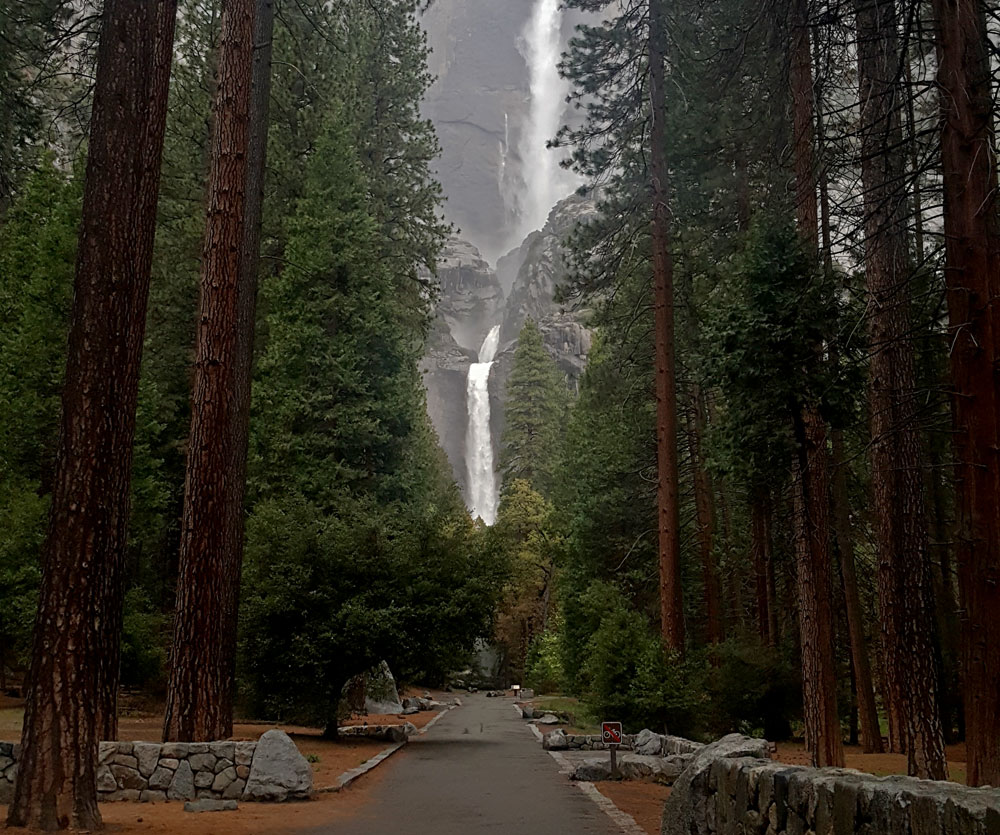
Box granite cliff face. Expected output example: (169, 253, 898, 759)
(420, 238, 504, 499)
(420, 1, 589, 263)
(418, 2, 600, 511)
(421, 196, 596, 508)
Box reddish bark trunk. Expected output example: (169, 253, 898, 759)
(649, 0, 685, 652)
(791, 409, 845, 768)
(930, 0, 1000, 787)
(750, 489, 775, 647)
(6, 1, 176, 828)
(830, 431, 884, 754)
(686, 388, 724, 645)
(164, 0, 261, 743)
(787, 0, 844, 768)
(855, 0, 947, 779)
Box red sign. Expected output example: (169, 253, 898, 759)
(602, 721, 623, 746)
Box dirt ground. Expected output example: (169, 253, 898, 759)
(596, 782, 671, 835)
(0, 694, 449, 833)
(774, 741, 969, 785)
(1, 762, 394, 834)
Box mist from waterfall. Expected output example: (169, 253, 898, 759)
(466, 325, 502, 525)
(513, 0, 577, 247)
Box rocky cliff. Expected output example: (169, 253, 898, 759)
(420, 1, 589, 263)
(420, 238, 504, 498)
(422, 196, 597, 506)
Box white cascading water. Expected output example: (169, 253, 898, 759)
(514, 0, 577, 244)
(466, 325, 502, 525)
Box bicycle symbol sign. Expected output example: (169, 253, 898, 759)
(602, 721, 623, 746)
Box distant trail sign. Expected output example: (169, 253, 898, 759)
(602, 722, 623, 746)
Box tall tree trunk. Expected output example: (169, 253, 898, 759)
(814, 37, 885, 755)
(750, 489, 776, 646)
(686, 387, 724, 644)
(929, 0, 1000, 787)
(855, 0, 948, 780)
(649, 0, 684, 653)
(787, 0, 844, 769)
(164, 0, 270, 742)
(830, 431, 884, 754)
(221, 0, 274, 738)
(6, 1, 176, 828)
(791, 410, 845, 767)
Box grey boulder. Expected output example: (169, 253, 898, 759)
(542, 729, 568, 751)
(660, 733, 771, 835)
(535, 713, 560, 725)
(184, 799, 238, 813)
(634, 729, 665, 757)
(243, 729, 313, 802)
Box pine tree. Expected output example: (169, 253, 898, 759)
(930, 0, 1000, 787)
(855, 0, 946, 779)
(7, 0, 177, 825)
(500, 319, 570, 498)
(165, 0, 259, 743)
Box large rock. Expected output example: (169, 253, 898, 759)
(168, 760, 196, 801)
(542, 729, 568, 751)
(660, 733, 771, 835)
(243, 730, 312, 802)
(635, 729, 665, 757)
(364, 661, 404, 715)
(571, 754, 690, 784)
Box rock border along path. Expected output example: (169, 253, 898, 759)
(515, 704, 646, 835)
(317, 705, 458, 794)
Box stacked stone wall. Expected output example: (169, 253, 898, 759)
(0, 730, 311, 805)
(661, 735, 1000, 835)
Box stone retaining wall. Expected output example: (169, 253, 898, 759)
(661, 734, 1000, 835)
(550, 730, 705, 755)
(0, 729, 312, 805)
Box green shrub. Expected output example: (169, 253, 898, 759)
(704, 638, 801, 741)
(120, 588, 168, 691)
(581, 593, 706, 736)
(525, 630, 565, 694)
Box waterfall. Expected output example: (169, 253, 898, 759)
(514, 0, 576, 244)
(466, 325, 502, 525)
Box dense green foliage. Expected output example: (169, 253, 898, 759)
(499, 320, 570, 498)
(0, 0, 502, 713)
(0, 158, 79, 674)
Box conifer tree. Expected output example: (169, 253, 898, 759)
(500, 319, 570, 498)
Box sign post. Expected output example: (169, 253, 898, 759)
(602, 721, 623, 778)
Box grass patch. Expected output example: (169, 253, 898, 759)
(532, 695, 601, 734)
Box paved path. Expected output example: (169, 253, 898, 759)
(313, 694, 619, 834)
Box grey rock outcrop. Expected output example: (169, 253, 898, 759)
(364, 660, 404, 716)
(184, 799, 238, 813)
(661, 744, 1000, 835)
(660, 734, 779, 835)
(243, 729, 313, 802)
(421, 237, 505, 501)
(420, 3, 595, 263)
(542, 729, 568, 751)
(571, 754, 689, 784)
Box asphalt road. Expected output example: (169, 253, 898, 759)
(312, 694, 619, 834)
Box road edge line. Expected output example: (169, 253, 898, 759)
(315, 741, 406, 794)
(574, 780, 648, 835)
(417, 704, 457, 736)
(316, 704, 457, 794)
(542, 741, 647, 835)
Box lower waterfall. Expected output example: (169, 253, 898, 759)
(466, 325, 502, 525)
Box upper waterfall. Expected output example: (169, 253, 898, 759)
(511, 0, 579, 250)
